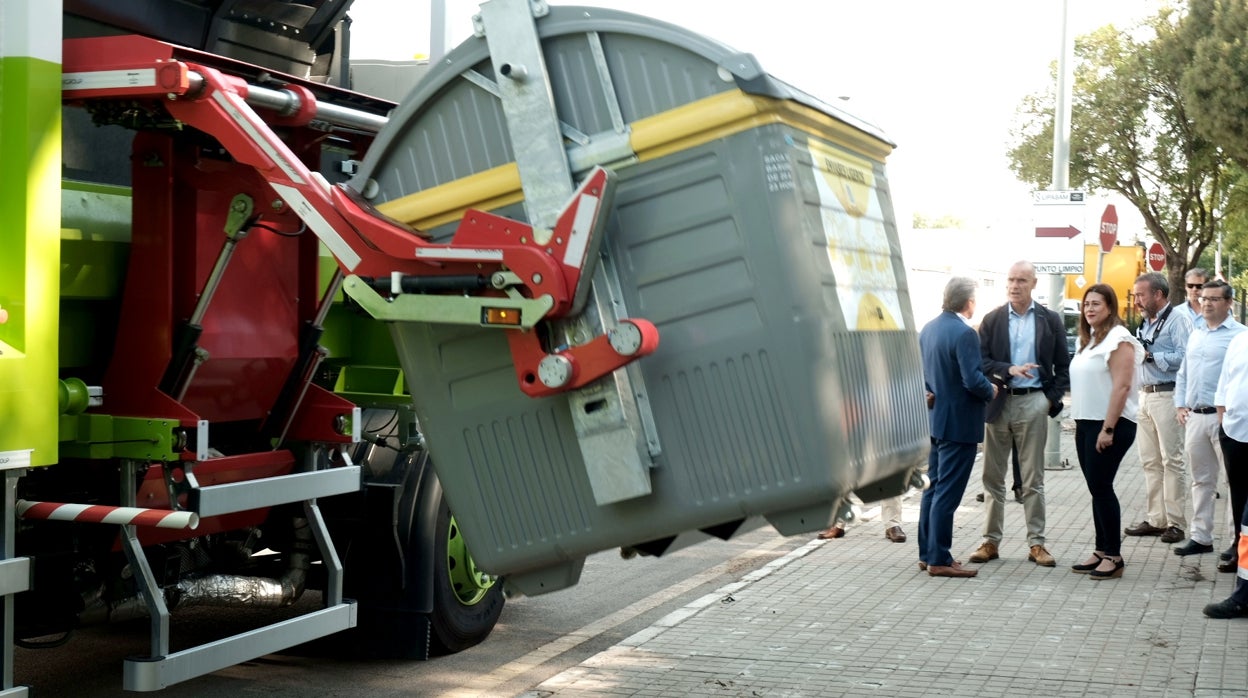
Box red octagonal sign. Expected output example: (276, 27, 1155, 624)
(1148, 242, 1165, 272)
(1099, 204, 1118, 253)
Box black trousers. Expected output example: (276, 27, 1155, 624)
(1219, 428, 1248, 550)
(1075, 419, 1138, 556)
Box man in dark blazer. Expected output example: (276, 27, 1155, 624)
(918, 277, 997, 578)
(969, 260, 1070, 569)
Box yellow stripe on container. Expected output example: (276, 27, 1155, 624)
(374, 90, 893, 231)
(376, 163, 523, 231)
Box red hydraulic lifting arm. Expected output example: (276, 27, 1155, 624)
(61, 34, 658, 397)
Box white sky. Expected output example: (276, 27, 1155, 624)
(349, 0, 1169, 247)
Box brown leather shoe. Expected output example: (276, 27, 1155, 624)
(928, 561, 978, 578)
(1159, 527, 1185, 544)
(885, 526, 907, 543)
(1124, 521, 1165, 536)
(968, 542, 999, 563)
(920, 559, 962, 571)
(817, 524, 845, 540)
(1029, 545, 1056, 567)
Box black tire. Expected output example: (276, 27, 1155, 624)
(429, 496, 504, 654)
(339, 409, 503, 658)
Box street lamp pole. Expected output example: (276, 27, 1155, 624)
(1045, 0, 1074, 470)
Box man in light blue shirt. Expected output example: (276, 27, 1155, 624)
(1174, 280, 1244, 556)
(971, 261, 1069, 568)
(1125, 272, 1194, 543)
(1176, 268, 1209, 328)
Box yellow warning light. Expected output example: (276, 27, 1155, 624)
(482, 307, 522, 326)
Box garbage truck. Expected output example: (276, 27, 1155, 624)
(0, 0, 929, 692)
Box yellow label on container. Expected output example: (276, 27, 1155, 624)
(808, 140, 903, 331)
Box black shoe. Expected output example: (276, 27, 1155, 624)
(1173, 540, 1214, 556)
(1220, 545, 1235, 562)
(1203, 597, 1248, 619)
(975, 492, 984, 502)
(1071, 553, 1105, 573)
(1088, 557, 1125, 580)
(1124, 521, 1165, 536)
(1012, 487, 1024, 503)
(1218, 559, 1236, 573)
(1159, 527, 1185, 543)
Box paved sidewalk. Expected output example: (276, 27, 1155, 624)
(521, 421, 1247, 697)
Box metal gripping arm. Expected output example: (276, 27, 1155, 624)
(61, 34, 657, 396)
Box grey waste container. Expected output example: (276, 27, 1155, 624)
(351, 6, 930, 595)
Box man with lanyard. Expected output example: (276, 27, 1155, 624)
(1124, 272, 1193, 543)
(1178, 268, 1208, 327)
(1174, 280, 1243, 558)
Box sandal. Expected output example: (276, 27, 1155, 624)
(1071, 552, 1105, 574)
(1089, 556, 1125, 580)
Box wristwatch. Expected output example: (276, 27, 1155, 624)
(1102, 426, 1115, 435)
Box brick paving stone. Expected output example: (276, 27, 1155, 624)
(520, 418, 1248, 698)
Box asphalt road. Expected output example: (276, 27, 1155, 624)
(13, 524, 807, 696)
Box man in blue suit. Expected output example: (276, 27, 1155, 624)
(918, 277, 997, 578)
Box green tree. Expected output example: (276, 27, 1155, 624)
(1178, 0, 1248, 282)
(1007, 12, 1232, 302)
(1180, 0, 1248, 165)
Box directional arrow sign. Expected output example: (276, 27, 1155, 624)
(1035, 225, 1081, 239)
(1031, 190, 1087, 273)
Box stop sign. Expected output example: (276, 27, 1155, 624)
(1099, 204, 1118, 253)
(1147, 242, 1165, 272)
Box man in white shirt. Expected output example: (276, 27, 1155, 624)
(1203, 320, 1248, 618)
(1174, 281, 1243, 557)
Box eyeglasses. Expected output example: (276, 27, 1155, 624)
(1186, 283, 1205, 289)
(1198, 296, 1230, 303)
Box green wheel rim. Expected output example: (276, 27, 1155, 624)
(446, 515, 495, 605)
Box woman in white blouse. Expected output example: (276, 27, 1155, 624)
(1068, 284, 1145, 580)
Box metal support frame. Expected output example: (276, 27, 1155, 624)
(0, 470, 31, 697)
(119, 459, 172, 658)
(120, 448, 357, 691)
(565, 259, 657, 504)
(476, 0, 659, 500)
(477, 0, 572, 231)
(123, 605, 354, 692)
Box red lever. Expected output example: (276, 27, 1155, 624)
(505, 319, 659, 398)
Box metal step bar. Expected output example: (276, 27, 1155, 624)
(123, 602, 356, 692)
(188, 465, 361, 517)
(120, 451, 358, 691)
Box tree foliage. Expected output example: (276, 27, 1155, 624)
(1180, 0, 1248, 167)
(1007, 10, 1232, 301)
(1179, 0, 1248, 282)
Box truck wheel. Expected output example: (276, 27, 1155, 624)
(430, 501, 504, 654)
(340, 413, 503, 658)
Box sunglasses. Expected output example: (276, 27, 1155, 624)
(1186, 283, 1205, 289)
